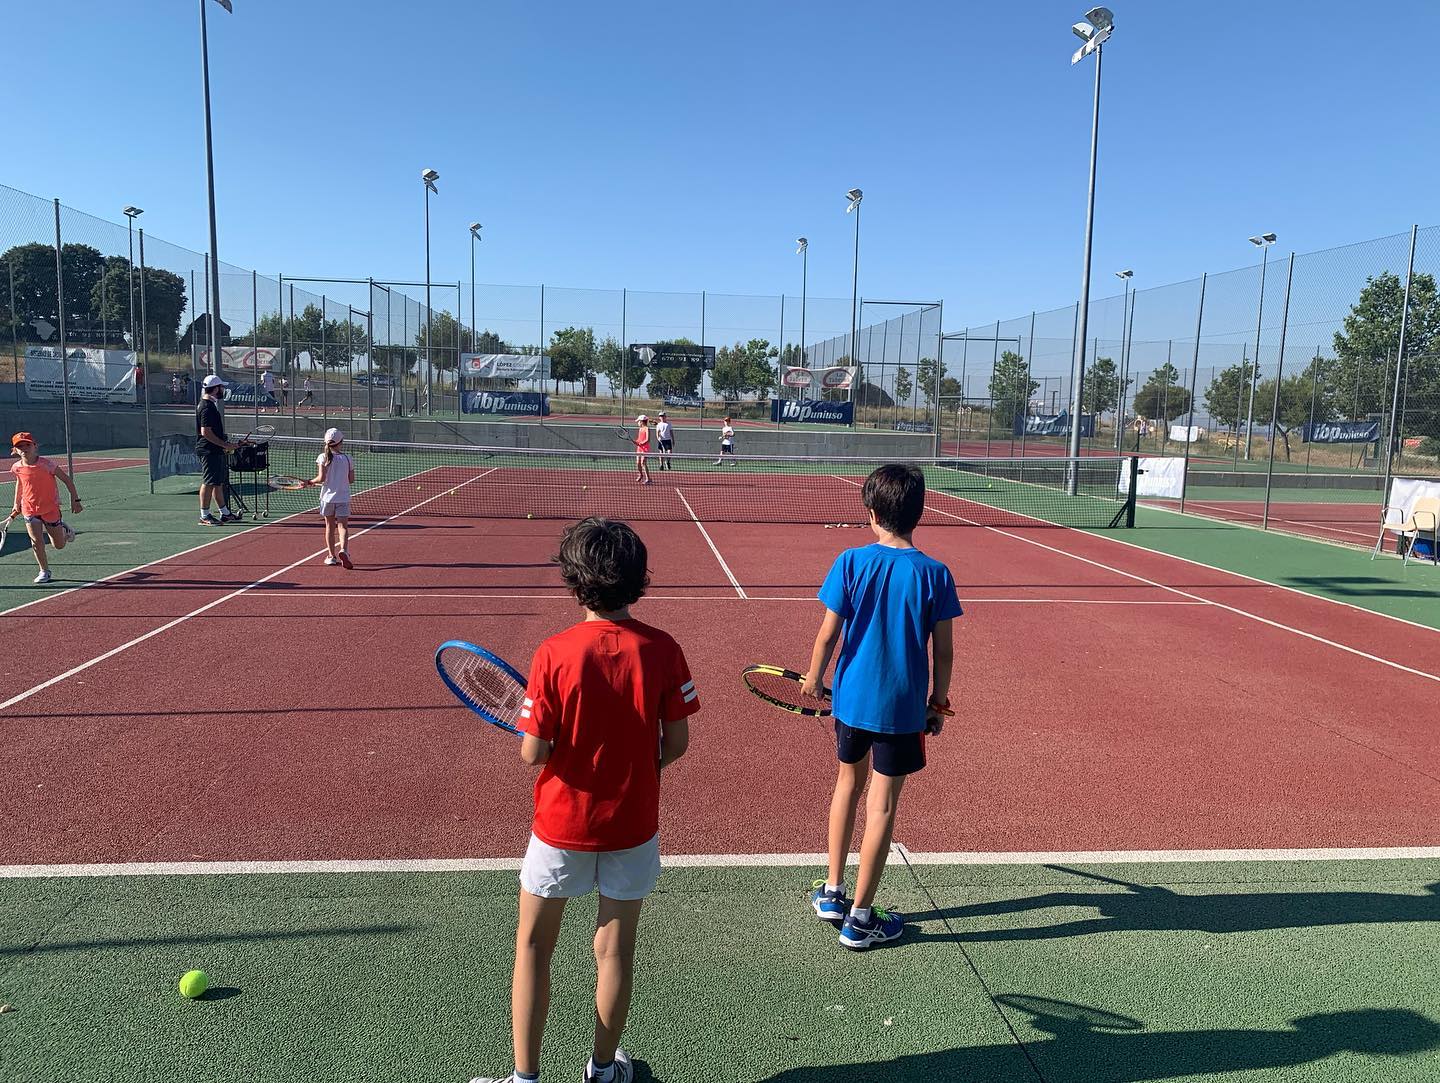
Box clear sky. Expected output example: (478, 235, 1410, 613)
(10, 0, 1440, 331)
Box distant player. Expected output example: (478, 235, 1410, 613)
(299, 376, 315, 409)
(468, 518, 699, 1083)
(713, 416, 735, 465)
(633, 414, 652, 486)
(309, 427, 355, 568)
(260, 367, 276, 412)
(7, 432, 82, 585)
(278, 376, 290, 410)
(654, 411, 674, 471)
(802, 465, 959, 949)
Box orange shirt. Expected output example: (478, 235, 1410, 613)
(10, 456, 61, 520)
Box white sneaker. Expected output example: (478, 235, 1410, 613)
(323, 557, 339, 566)
(34, 570, 52, 584)
(584, 1049, 634, 1082)
(61, 522, 76, 543)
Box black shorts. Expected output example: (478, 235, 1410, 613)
(658, 439, 673, 451)
(835, 720, 926, 777)
(198, 448, 229, 487)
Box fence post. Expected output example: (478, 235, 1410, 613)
(53, 199, 74, 477)
(140, 229, 153, 494)
(320, 295, 328, 423)
(252, 269, 260, 429)
(1381, 225, 1418, 511)
(620, 287, 628, 417)
(1261, 253, 1297, 529)
(933, 302, 944, 456)
(1179, 273, 1207, 513)
(8, 260, 19, 407)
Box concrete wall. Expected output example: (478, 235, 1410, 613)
(0, 403, 937, 460)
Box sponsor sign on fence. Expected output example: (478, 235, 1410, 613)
(149, 434, 203, 481)
(770, 398, 854, 424)
(662, 394, 704, 409)
(461, 390, 551, 416)
(783, 366, 855, 390)
(461, 353, 551, 380)
(222, 384, 278, 407)
(1302, 419, 1382, 444)
(1014, 411, 1095, 437)
(893, 419, 934, 433)
(25, 347, 136, 403)
(198, 346, 280, 370)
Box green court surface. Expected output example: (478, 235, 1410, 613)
(4, 860, 1439, 1082)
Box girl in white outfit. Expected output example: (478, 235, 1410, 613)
(311, 426, 355, 568)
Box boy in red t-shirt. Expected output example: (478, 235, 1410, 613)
(470, 518, 699, 1083)
(7, 432, 82, 585)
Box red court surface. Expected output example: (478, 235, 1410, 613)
(0, 455, 146, 485)
(3, 481, 1439, 871)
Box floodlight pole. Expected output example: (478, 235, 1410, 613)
(849, 204, 861, 373)
(1381, 225, 1418, 508)
(423, 173, 435, 416)
(198, 0, 227, 364)
(1243, 237, 1274, 459)
(1067, 38, 1104, 491)
(124, 208, 141, 353)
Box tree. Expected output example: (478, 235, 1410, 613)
(1253, 357, 1328, 460)
(1330, 271, 1440, 444)
(644, 339, 703, 399)
(82, 257, 188, 352)
(415, 310, 466, 370)
(939, 376, 962, 399)
(1202, 360, 1259, 431)
(548, 326, 597, 392)
(894, 366, 913, 404)
(1, 242, 105, 341)
(593, 335, 643, 398)
(989, 351, 1039, 428)
(710, 338, 777, 400)
(1081, 355, 1120, 415)
(475, 329, 505, 354)
(1133, 362, 1191, 422)
(915, 356, 946, 407)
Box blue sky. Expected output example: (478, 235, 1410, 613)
(10, 1, 1440, 331)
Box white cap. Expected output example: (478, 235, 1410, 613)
(636, 414, 648, 422)
(657, 410, 667, 416)
(202, 374, 227, 389)
(324, 427, 344, 444)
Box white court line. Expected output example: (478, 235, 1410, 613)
(675, 489, 747, 599)
(833, 476, 1440, 685)
(1182, 498, 1378, 542)
(0, 468, 497, 714)
(3, 844, 1438, 879)
(230, 590, 1206, 606)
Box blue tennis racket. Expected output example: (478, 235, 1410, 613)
(434, 640, 527, 736)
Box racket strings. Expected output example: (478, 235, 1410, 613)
(745, 670, 830, 711)
(448, 649, 527, 724)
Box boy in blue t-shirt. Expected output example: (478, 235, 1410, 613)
(801, 464, 961, 949)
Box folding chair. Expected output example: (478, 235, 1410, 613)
(1371, 496, 1440, 566)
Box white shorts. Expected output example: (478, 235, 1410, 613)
(520, 832, 661, 901)
(319, 495, 350, 519)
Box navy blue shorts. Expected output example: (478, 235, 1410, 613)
(834, 720, 926, 777)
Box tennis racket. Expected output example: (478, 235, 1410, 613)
(0, 515, 19, 557)
(269, 475, 311, 491)
(434, 640, 527, 736)
(240, 423, 277, 444)
(616, 425, 636, 444)
(742, 664, 832, 717)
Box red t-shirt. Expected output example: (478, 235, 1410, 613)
(10, 457, 61, 520)
(522, 619, 699, 852)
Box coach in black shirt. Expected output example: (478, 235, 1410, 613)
(195, 374, 242, 526)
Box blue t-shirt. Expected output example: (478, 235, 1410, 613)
(818, 543, 963, 734)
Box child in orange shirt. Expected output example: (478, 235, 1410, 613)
(7, 432, 82, 584)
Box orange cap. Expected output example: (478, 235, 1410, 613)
(11, 432, 35, 447)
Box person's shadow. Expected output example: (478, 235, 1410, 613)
(910, 868, 1440, 942)
(758, 997, 1440, 1082)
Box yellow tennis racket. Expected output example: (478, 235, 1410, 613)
(742, 664, 832, 717)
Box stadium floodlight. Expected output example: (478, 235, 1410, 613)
(469, 223, 483, 366)
(123, 206, 143, 219)
(1071, 6, 1114, 64)
(422, 168, 440, 192)
(845, 188, 863, 213)
(470, 222, 482, 236)
(845, 192, 863, 403)
(421, 169, 440, 414)
(124, 207, 144, 360)
(796, 237, 807, 255)
(1243, 231, 1278, 458)
(795, 239, 809, 377)
(1115, 269, 1132, 280)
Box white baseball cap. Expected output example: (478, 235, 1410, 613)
(324, 427, 344, 444)
(202, 374, 227, 389)
(657, 411, 667, 416)
(636, 414, 648, 422)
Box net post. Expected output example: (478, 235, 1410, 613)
(1126, 453, 1139, 528)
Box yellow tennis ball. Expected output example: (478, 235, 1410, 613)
(527, 513, 534, 519)
(178, 970, 209, 999)
(416, 485, 422, 490)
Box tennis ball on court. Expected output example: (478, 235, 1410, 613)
(416, 485, 422, 490)
(178, 970, 210, 999)
(527, 513, 534, 519)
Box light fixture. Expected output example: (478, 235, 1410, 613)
(123, 206, 143, 219)
(422, 168, 439, 192)
(470, 222, 482, 236)
(1115, 268, 1133, 280)
(796, 237, 807, 254)
(1249, 232, 1277, 246)
(845, 189, 863, 213)
(1071, 6, 1114, 64)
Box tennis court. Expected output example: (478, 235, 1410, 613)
(3, 443, 1440, 1081)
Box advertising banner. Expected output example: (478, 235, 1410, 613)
(770, 398, 854, 424)
(461, 353, 551, 380)
(149, 433, 203, 481)
(1014, 411, 1095, 437)
(1302, 419, 1382, 444)
(25, 347, 136, 403)
(460, 390, 551, 416)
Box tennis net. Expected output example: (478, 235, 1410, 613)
(240, 436, 1137, 529)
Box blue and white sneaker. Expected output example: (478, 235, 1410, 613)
(584, 1048, 633, 1082)
(838, 906, 905, 950)
(811, 879, 849, 924)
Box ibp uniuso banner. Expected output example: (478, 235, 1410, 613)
(461, 390, 551, 416)
(662, 393, 703, 409)
(893, 419, 934, 434)
(1302, 419, 1381, 444)
(222, 384, 278, 408)
(150, 434, 203, 481)
(1014, 411, 1094, 437)
(771, 397, 853, 424)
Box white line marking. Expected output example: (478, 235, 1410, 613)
(3, 845, 1438, 879)
(0, 469, 496, 713)
(1181, 498, 1378, 541)
(833, 475, 1440, 684)
(675, 489, 746, 599)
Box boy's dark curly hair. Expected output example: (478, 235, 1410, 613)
(554, 517, 650, 613)
(862, 464, 926, 535)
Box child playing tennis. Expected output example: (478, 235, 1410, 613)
(801, 464, 960, 949)
(7, 432, 82, 585)
(309, 427, 355, 568)
(470, 517, 699, 1083)
(632, 414, 652, 486)
(713, 416, 735, 465)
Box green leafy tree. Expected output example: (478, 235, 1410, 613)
(644, 338, 703, 399)
(1253, 357, 1329, 460)
(1, 242, 105, 340)
(594, 335, 644, 397)
(1202, 360, 1259, 431)
(474, 329, 505, 354)
(415, 310, 466, 370)
(1081, 355, 1120, 415)
(548, 326, 596, 392)
(86, 259, 187, 352)
(711, 338, 777, 400)
(915, 356, 947, 407)
(894, 366, 913, 404)
(989, 350, 1039, 428)
(939, 376, 962, 399)
(1133, 362, 1191, 422)
(1330, 271, 1440, 444)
